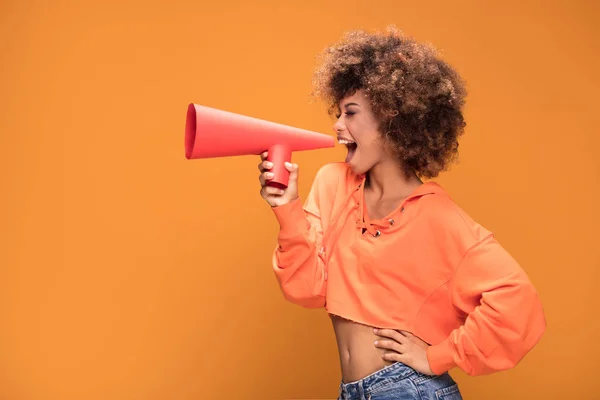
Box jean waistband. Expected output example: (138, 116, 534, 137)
(338, 362, 417, 399)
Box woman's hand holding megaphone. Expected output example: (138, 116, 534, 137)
(258, 151, 299, 207)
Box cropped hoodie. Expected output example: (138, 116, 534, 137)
(270, 162, 546, 377)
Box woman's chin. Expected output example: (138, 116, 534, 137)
(346, 160, 366, 176)
(344, 148, 368, 175)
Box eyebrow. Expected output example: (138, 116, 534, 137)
(335, 102, 361, 115)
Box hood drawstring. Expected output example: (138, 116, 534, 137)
(355, 178, 385, 237)
(358, 205, 401, 237)
(355, 178, 444, 238)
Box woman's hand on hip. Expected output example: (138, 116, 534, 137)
(373, 328, 434, 376)
(258, 151, 299, 207)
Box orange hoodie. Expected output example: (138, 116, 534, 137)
(270, 162, 546, 377)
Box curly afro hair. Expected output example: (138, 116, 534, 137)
(312, 26, 467, 179)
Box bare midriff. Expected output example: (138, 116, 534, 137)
(330, 314, 394, 383)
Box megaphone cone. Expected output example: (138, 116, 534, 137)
(185, 103, 335, 189)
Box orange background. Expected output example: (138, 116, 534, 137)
(1, 0, 598, 399)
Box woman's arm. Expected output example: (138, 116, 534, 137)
(271, 192, 327, 308)
(426, 234, 547, 376)
(261, 159, 338, 309)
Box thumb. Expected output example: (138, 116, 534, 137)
(285, 162, 299, 189)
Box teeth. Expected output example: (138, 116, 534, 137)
(338, 139, 356, 145)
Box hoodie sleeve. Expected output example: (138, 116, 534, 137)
(426, 234, 546, 376)
(269, 166, 334, 309)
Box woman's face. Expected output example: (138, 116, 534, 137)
(333, 89, 387, 175)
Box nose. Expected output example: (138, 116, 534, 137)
(333, 117, 345, 134)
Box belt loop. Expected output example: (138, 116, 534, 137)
(358, 381, 365, 399)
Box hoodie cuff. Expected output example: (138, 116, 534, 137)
(271, 197, 309, 238)
(426, 337, 457, 375)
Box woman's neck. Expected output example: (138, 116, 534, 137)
(365, 158, 422, 200)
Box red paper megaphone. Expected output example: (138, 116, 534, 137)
(185, 103, 335, 189)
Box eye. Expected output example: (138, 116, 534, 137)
(335, 110, 356, 119)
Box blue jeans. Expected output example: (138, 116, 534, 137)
(337, 362, 462, 400)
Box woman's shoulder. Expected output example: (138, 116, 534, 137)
(315, 161, 355, 179)
(313, 162, 361, 191)
(415, 183, 493, 245)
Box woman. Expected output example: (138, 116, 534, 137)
(258, 26, 546, 400)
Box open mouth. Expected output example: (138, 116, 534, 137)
(338, 137, 357, 163)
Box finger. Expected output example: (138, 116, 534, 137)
(382, 352, 412, 365)
(374, 339, 404, 354)
(260, 151, 268, 160)
(258, 160, 273, 173)
(261, 185, 285, 197)
(286, 162, 299, 185)
(259, 171, 274, 186)
(374, 328, 405, 343)
(399, 330, 414, 338)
